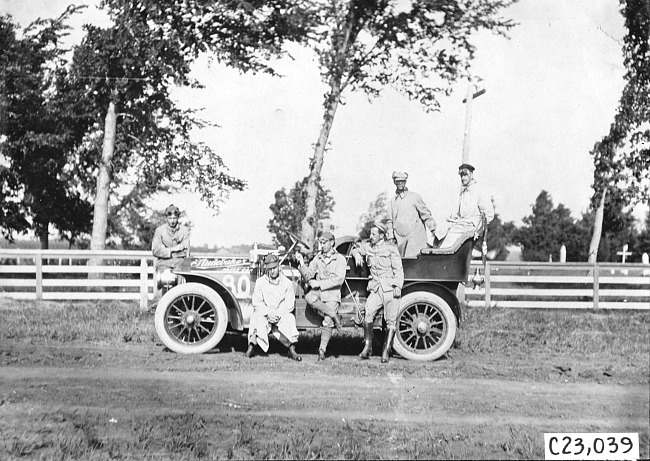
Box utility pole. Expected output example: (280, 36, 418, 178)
(458, 83, 485, 305)
(462, 84, 486, 163)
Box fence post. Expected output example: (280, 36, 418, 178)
(593, 262, 599, 309)
(484, 261, 491, 309)
(140, 258, 149, 310)
(35, 251, 43, 300)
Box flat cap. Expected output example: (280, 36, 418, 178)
(392, 171, 408, 181)
(458, 163, 475, 172)
(320, 231, 335, 241)
(264, 253, 279, 269)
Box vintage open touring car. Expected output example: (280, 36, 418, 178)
(154, 228, 486, 361)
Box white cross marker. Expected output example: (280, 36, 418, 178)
(617, 244, 632, 263)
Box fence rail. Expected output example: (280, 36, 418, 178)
(467, 261, 650, 309)
(1, 250, 648, 310)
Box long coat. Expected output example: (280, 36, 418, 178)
(387, 190, 436, 258)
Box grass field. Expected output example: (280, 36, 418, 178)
(2, 299, 648, 358)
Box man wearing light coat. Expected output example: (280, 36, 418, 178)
(245, 254, 302, 361)
(435, 163, 494, 248)
(387, 171, 437, 258)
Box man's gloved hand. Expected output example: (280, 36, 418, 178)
(267, 314, 280, 324)
(353, 253, 364, 267)
(393, 286, 402, 298)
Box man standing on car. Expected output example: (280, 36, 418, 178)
(387, 171, 437, 258)
(245, 254, 302, 361)
(351, 222, 404, 363)
(435, 163, 494, 248)
(150, 204, 190, 308)
(295, 231, 346, 361)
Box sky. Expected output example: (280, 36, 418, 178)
(2, 0, 636, 248)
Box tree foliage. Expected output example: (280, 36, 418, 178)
(512, 191, 590, 262)
(295, 0, 516, 243)
(484, 213, 516, 261)
(579, 189, 642, 262)
(357, 192, 389, 239)
(268, 177, 335, 249)
(0, 8, 93, 247)
(590, 0, 649, 206)
(65, 16, 246, 212)
(513, 190, 641, 262)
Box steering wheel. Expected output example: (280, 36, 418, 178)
(286, 231, 311, 252)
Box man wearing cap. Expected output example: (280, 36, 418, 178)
(152, 204, 190, 271)
(387, 171, 437, 258)
(351, 222, 404, 363)
(245, 253, 302, 361)
(295, 231, 346, 361)
(151, 204, 190, 307)
(435, 164, 494, 248)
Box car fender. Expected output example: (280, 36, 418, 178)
(175, 271, 245, 331)
(401, 281, 462, 323)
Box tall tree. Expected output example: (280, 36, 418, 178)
(76, 0, 310, 252)
(0, 8, 92, 248)
(268, 177, 335, 249)
(295, 0, 516, 245)
(513, 191, 590, 262)
(588, 0, 649, 261)
(65, 12, 247, 254)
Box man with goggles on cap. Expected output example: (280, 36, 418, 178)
(151, 204, 190, 307)
(295, 231, 346, 361)
(435, 164, 494, 248)
(245, 253, 302, 361)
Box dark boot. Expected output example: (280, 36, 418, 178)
(318, 327, 332, 361)
(287, 344, 302, 362)
(358, 323, 374, 360)
(244, 343, 256, 358)
(381, 328, 396, 363)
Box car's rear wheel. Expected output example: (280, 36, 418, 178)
(155, 282, 228, 354)
(393, 291, 457, 361)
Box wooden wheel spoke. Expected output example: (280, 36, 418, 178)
(197, 324, 212, 335)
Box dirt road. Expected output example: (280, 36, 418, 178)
(1, 342, 648, 459)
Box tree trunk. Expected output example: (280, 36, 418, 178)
(36, 219, 49, 250)
(89, 101, 116, 276)
(300, 86, 341, 246)
(588, 188, 607, 263)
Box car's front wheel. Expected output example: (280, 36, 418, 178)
(392, 291, 457, 361)
(155, 282, 228, 354)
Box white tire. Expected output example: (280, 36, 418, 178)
(392, 291, 457, 361)
(154, 282, 228, 354)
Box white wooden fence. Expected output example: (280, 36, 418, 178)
(0, 249, 155, 309)
(0, 250, 648, 310)
(467, 261, 650, 309)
